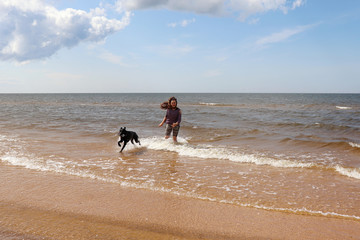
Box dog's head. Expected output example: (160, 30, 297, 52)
(119, 127, 126, 136)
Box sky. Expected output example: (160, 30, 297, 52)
(0, 0, 359, 93)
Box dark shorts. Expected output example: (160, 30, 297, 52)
(165, 124, 180, 137)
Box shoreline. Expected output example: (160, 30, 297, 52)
(1, 165, 360, 240)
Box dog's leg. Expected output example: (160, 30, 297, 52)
(118, 136, 123, 147)
(120, 141, 128, 152)
(131, 137, 141, 145)
(134, 135, 141, 145)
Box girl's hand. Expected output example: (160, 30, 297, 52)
(159, 123, 163, 127)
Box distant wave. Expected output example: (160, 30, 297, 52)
(196, 102, 239, 107)
(199, 102, 221, 106)
(336, 106, 352, 110)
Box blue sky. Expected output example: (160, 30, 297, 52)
(0, 0, 359, 93)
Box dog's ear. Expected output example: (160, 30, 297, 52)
(124, 127, 126, 130)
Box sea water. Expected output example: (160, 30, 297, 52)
(0, 93, 359, 220)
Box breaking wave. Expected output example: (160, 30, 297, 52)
(141, 137, 360, 180)
(1, 151, 359, 221)
(142, 137, 314, 168)
(336, 106, 352, 110)
(1, 135, 359, 221)
(334, 165, 360, 179)
(349, 142, 360, 149)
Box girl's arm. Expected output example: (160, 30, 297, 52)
(159, 116, 166, 127)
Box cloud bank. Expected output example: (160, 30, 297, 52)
(0, 0, 131, 62)
(0, 0, 305, 63)
(115, 0, 305, 20)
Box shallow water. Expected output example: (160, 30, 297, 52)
(0, 93, 359, 221)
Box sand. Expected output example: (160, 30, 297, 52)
(1, 165, 359, 240)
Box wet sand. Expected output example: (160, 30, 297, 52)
(1, 165, 359, 240)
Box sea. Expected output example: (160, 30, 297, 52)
(0, 93, 359, 222)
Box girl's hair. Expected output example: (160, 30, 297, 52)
(160, 96, 177, 110)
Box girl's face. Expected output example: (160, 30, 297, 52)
(170, 100, 177, 108)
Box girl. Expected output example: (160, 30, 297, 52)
(159, 97, 182, 142)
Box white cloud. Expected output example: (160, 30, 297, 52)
(292, 0, 305, 10)
(168, 18, 196, 28)
(116, 0, 225, 15)
(0, 0, 131, 62)
(256, 23, 317, 47)
(115, 0, 304, 21)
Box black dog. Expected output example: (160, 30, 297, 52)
(118, 127, 141, 152)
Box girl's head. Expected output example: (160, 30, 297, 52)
(168, 96, 177, 109)
(160, 96, 178, 110)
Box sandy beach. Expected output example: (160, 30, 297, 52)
(1, 164, 359, 240)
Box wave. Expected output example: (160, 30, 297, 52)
(336, 106, 352, 110)
(323, 141, 360, 153)
(199, 102, 221, 106)
(1, 142, 359, 221)
(349, 142, 360, 149)
(2, 152, 359, 221)
(197, 102, 235, 107)
(276, 121, 358, 133)
(334, 165, 360, 179)
(243, 204, 360, 220)
(142, 137, 314, 168)
(280, 137, 360, 153)
(1, 134, 359, 181)
(142, 137, 360, 180)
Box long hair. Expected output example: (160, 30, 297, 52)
(160, 96, 177, 110)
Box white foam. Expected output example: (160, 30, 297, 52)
(246, 204, 360, 220)
(2, 148, 359, 221)
(334, 165, 360, 180)
(336, 106, 352, 110)
(141, 137, 313, 169)
(0, 134, 19, 143)
(0, 152, 140, 188)
(2, 155, 44, 170)
(199, 102, 220, 106)
(349, 142, 360, 149)
(143, 137, 360, 180)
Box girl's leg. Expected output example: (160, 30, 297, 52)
(172, 125, 180, 142)
(165, 124, 172, 139)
